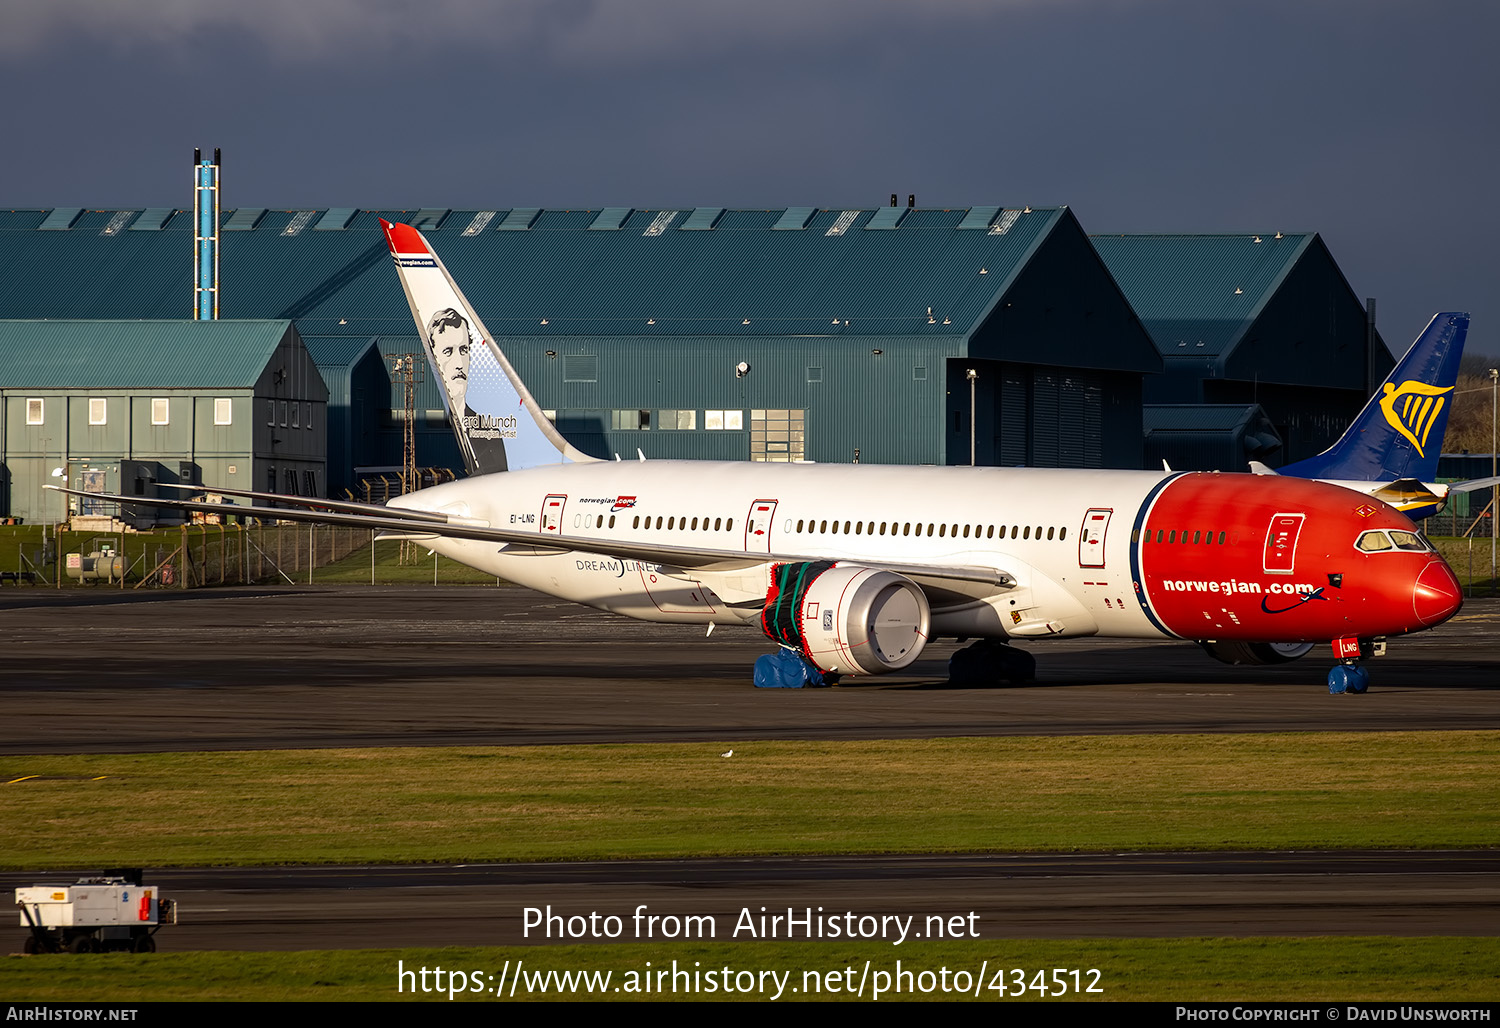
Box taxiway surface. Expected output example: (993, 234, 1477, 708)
(0, 586, 1495, 753)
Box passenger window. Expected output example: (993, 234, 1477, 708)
(1193, 531, 1201, 545)
(1047, 527, 1055, 540)
(609, 516, 616, 528)
(632, 516, 640, 529)
(1059, 527, 1067, 541)
(1023, 526, 1030, 539)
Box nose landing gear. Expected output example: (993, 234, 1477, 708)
(1328, 636, 1372, 694)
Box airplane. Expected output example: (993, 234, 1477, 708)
(52, 220, 1465, 695)
(1255, 312, 1497, 518)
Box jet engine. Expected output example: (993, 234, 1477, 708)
(1200, 640, 1315, 666)
(762, 562, 930, 675)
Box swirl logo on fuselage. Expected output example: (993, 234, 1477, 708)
(1378, 380, 1453, 458)
(1260, 587, 1327, 614)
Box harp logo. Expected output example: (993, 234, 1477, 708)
(1378, 380, 1453, 458)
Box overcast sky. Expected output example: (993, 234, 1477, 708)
(2, 0, 1495, 358)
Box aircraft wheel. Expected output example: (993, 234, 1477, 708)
(948, 642, 996, 686)
(1346, 665, 1370, 694)
(1328, 664, 1369, 694)
(67, 934, 96, 954)
(996, 645, 1037, 684)
(949, 640, 1033, 686)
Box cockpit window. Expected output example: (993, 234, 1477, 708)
(1356, 529, 1430, 553)
(1356, 531, 1393, 552)
(1389, 531, 1429, 551)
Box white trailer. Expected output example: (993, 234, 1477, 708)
(16, 875, 174, 953)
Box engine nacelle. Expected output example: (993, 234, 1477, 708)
(762, 563, 930, 675)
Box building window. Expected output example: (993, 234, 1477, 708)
(267, 400, 275, 426)
(750, 409, 805, 462)
(26, 398, 43, 426)
(215, 398, 233, 426)
(151, 398, 170, 426)
(89, 398, 107, 426)
(611, 409, 650, 431)
(280, 401, 288, 427)
(304, 402, 312, 429)
(659, 409, 696, 430)
(705, 410, 743, 430)
(291, 404, 299, 429)
(303, 470, 317, 496)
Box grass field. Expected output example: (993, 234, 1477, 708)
(5, 938, 1498, 1001)
(4, 732, 1497, 868)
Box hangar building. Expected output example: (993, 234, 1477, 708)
(0, 320, 327, 523)
(0, 204, 1161, 477)
(1093, 232, 1392, 470)
(0, 203, 1396, 505)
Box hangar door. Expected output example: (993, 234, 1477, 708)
(998, 366, 1103, 468)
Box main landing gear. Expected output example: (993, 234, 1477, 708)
(1328, 636, 1376, 694)
(948, 639, 1036, 686)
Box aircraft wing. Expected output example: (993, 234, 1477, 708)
(45, 485, 1015, 594)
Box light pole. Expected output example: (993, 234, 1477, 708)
(1491, 368, 1497, 593)
(966, 368, 978, 467)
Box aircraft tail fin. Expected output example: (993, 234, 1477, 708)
(1277, 312, 1468, 483)
(379, 219, 597, 474)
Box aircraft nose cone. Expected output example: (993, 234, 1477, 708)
(1413, 560, 1462, 627)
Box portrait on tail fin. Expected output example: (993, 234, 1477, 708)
(379, 218, 596, 475)
(423, 305, 508, 474)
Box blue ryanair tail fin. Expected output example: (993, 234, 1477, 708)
(1277, 312, 1468, 483)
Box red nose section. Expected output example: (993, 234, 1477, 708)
(1413, 560, 1462, 627)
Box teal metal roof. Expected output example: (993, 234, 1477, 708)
(1091, 233, 1313, 356)
(0, 320, 294, 388)
(0, 205, 1077, 341)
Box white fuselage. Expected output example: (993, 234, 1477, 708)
(394, 461, 1170, 641)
